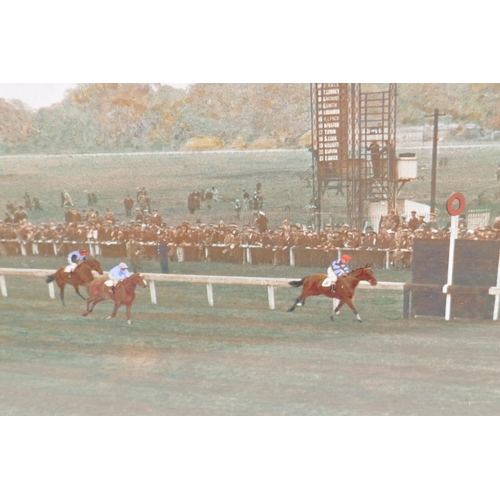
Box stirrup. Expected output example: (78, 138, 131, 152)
(330, 285, 336, 293)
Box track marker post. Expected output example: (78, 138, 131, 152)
(444, 193, 465, 321)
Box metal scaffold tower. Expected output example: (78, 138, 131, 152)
(311, 83, 402, 230)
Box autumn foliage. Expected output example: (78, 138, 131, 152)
(1, 83, 500, 153)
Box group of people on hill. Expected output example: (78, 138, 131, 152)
(5, 193, 43, 223)
(187, 187, 219, 214)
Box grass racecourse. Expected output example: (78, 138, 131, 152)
(1, 145, 500, 415)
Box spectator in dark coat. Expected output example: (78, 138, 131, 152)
(157, 238, 169, 274)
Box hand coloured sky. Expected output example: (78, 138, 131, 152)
(0, 83, 192, 109)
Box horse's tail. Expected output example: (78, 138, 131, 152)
(46, 275, 55, 284)
(289, 278, 305, 288)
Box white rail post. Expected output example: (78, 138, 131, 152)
(149, 279, 157, 305)
(0, 275, 7, 297)
(290, 247, 295, 267)
(206, 283, 214, 306)
(246, 247, 252, 265)
(444, 193, 466, 321)
(20, 243, 27, 256)
(385, 250, 390, 269)
(493, 248, 500, 320)
(267, 285, 276, 310)
(177, 247, 185, 262)
(445, 214, 459, 321)
(48, 281, 55, 299)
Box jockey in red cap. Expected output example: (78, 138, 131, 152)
(66, 249, 88, 277)
(323, 254, 352, 292)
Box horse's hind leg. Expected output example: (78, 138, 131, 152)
(83, 295, 103, 316)
(331, 300, 345, 321)
(59, 282, 66, 306)
(82, 298, 93, 316)
(287, 295, 306, 312)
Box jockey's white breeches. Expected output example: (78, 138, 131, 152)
(322, 268, 338, 287)
(65, 263, 78, 273)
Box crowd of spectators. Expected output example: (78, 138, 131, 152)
(0, 193, 500, 268)
(3, 201, 500, 267)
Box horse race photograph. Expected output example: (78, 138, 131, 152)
(2, 81, 500, 418)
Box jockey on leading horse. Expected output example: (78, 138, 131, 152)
(66, 248, 88, 278)
(322, 253, 352, 292)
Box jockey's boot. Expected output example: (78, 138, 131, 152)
(110, 286, 115, 294)
(330, 284, 336, 293)
(69, 271, 73, 279)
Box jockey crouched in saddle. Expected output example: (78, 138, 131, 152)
(322, 254, 352, 292)
(66, 248, 88, 278)
(105, 262, 131, 293)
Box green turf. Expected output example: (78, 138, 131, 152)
(1, 255, 499, 416)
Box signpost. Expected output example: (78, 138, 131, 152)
(444, 193, 466, 321)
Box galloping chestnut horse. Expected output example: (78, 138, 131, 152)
(287, 264, 377, 322)
(82, 273, 147, 324)
(46, 259, 103, 305)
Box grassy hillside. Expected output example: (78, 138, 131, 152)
(1, 145, 500, 230)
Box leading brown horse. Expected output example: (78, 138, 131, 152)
(82, 273, 148, 324)
(287, 264, 377, 322)
(46, 259, 103, 305)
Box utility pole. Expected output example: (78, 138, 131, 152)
(430, 108, 439, 214)
(427, 108, 445, 214)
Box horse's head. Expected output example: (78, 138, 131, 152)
(86, 259, 104, 275)
(131, 273, 148, 288)
(360, 263, 377, 286)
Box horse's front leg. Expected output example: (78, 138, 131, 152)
(344, 298, 362, 322)
(82, 297, 95, 316)
(331, 299, 345, 321)
(125, 304, 132, 325)
(106, 301, 120, 320)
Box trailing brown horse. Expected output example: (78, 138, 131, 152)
(82, 273, 148, 324)
(46, 259, 103, 305)
(287, 264, 377, 322)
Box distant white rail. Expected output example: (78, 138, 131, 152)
(0, 268, 405, 310)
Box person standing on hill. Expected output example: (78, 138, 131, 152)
(33, 196, 43, 211)
(242, 189, 250, 210)
(124, 195, 134, 217)
(234, 199, 241, 220)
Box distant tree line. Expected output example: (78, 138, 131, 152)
(1, 83, 500, 154)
